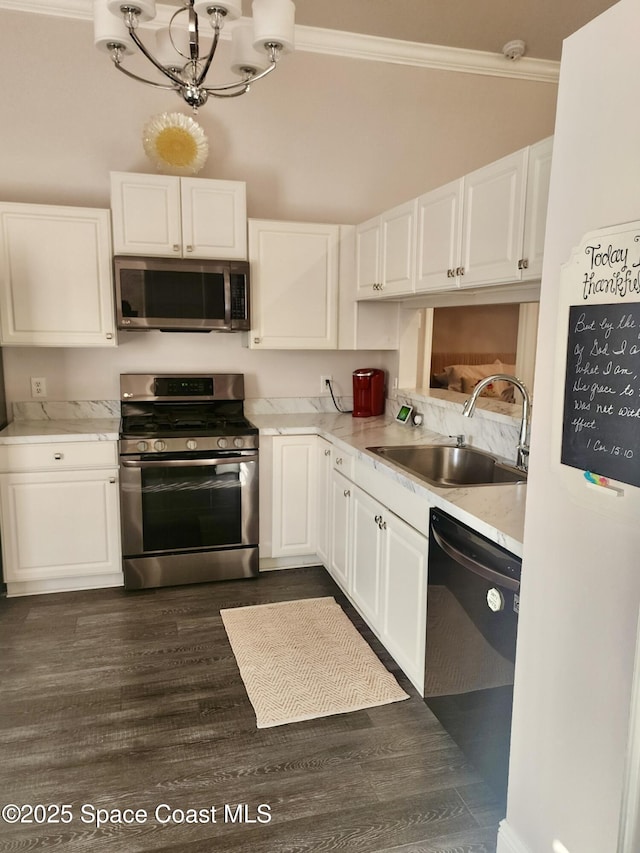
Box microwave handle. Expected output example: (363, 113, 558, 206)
(224, 267, 232, 328)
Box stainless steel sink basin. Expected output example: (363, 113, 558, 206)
(366, 444, 527, 488)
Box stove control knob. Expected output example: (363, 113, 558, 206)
(233, 437, 244, 448)
(217, 437, 229, 448)
(186, 439, 198, 451)
(154, 440, 166, 452)
(137, 441, 148, 452)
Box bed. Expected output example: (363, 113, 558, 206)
(429, 351, 517, 401)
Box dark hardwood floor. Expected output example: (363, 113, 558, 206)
(0, 567, 503, 852)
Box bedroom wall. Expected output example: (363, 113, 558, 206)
(431, 304, 520, 354)
(0, 8, 558, 407)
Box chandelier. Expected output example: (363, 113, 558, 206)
(93, 0, 296, 110)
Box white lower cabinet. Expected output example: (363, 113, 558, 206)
(271, 435, 317, 558)
(350, 486, 383, 626)
(379, 510, 428, 692)
(0, 441, 122, 596)
(328, 468, 352, 593)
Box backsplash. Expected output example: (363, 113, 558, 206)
(11, 392, 522, 464)
(393, 388, 522, 464)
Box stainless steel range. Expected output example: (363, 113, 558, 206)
(119, 373, 259, 590)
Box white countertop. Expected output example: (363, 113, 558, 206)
(0, 411, 526, 555)
(252, 411, 526, 555)
(0, 419, 120, 444)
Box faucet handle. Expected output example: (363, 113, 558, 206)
(449, 434, 465, 447)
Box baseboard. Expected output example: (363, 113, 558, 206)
(259, 555, 323, 572)
(497, 820, 532, 853)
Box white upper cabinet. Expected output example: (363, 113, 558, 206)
(0, 202, 116, 347)
(356, 199, 417, 299)
(415, 178, 464, 292)
(520, 136, 553, 280)
(110, 172, 247, 259)
(248, 219, 339, 349)
(459, 147, 528, 287)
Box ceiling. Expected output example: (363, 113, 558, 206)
(289, 0, 618, 62)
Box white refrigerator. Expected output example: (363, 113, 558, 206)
(499, 1, 640, 852)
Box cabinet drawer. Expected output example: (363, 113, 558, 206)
(332, 446, 354, 480)
(0, 441, 118, 472)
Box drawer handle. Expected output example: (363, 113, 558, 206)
(54, 452, 63, 461)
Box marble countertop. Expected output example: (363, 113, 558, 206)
(0, 419, 120, 444)
(0, 410, 526, 555)
(252, 411, 526, 555)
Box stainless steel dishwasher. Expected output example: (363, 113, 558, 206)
(424, 508, 521, 808)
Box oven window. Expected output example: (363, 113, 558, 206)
(141, 462, 242, 552)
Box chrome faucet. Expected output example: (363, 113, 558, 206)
(461, 374, 532, 471)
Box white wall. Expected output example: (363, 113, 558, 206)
(502, 2, 640, 851)
(0, 8, 557, 408)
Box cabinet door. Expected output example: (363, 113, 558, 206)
(271, 435, 317, 557)
(350, 486, 383, 626)
(380, 198, 416, 296)
(380, 512, 428, 693)
(328, 469, 352, 592)
(316, 437, 333, 567)
(0, 469, 121, 583)
(249, 220, 339, 349)
(415, 179, 464, 292)
(521, 136, 553, 280)
(110, 172, 182, 256)
(0, 203, 116, 347)
(180, 178, 247, 260)
(355, 216, 381, 297)
(460, 148, 528, 287)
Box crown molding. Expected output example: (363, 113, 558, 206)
(0, 0, 560, 84)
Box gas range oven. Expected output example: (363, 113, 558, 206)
(119, 373, 259, 590)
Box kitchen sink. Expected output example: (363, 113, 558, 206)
(366, 444, 527, 488)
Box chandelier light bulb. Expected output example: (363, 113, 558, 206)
(93, 0, 296, 110)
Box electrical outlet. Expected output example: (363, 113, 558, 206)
(320, 375, 332, 394)
(30, 377, 47, 398)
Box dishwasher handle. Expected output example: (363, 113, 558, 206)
(431, 524, 520, 593)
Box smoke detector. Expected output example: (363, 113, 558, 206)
(502, 39, 526, 60)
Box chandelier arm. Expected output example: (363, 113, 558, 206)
(127, 25, 186, 88)
(194, 23, 221, 87)
(112, 58, 180, 92)
(203, 59, 276, 94)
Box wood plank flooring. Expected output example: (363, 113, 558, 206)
(0, 567, 503, 852)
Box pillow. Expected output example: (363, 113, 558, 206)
(443, 360, 503, 393)
(443, 360, 517, 401)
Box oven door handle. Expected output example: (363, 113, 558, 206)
(121, 455, 257, 469)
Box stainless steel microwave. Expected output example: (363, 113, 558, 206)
(114, 255, 250, 332)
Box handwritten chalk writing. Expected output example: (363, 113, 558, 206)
(562, 297, 640, 488)
(571, 417, 596, 432)
(589, 382, 616, 402)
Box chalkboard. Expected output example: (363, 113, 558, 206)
(562, 302, 640, 486)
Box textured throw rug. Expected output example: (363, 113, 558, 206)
(221, 596, 409, 728)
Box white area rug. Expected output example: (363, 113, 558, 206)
(221, 596, 409, 728)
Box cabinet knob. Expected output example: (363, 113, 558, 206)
(518, 258, 529, 270)
(106, 333, 113, 340)
(336, 457, 342, 465)
(324, 448, 331, 456)
(447, 268, 454, 278)
(455, 266, 465, 276)
(374, 514, 382, 524)
(343, 489, 351, 497)
(253, 337, 261, 344)
(109, 477, 116, 484)
(54, 452, 63, 461)
(186, 245, 193, 253)
(172, 244, 180, 253)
